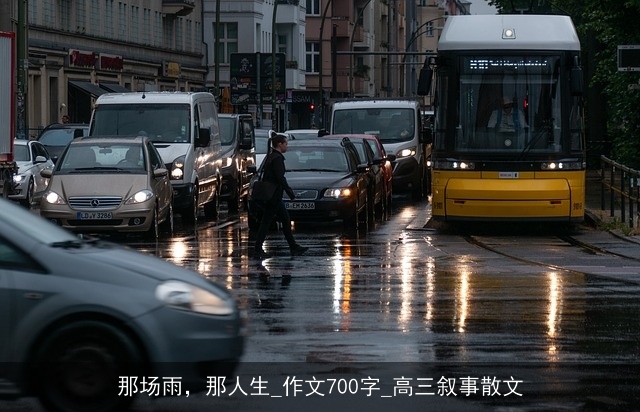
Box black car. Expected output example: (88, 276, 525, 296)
(37, 123, 90, 164)
(247, 137, 371, 231)
(324, 135, 389, 221)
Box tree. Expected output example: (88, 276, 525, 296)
(487, 0, 640, 168)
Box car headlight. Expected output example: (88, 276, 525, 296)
(124, 189, 154, 204)
(223, 157, 233, 168)
(13, 174, 26, 184)
(323, 187, 353, 198)
(396, 147, 417, 158)
(155, 280, 234, 316)
(44, 191, 66, 205)
(171, 155, 185, 180)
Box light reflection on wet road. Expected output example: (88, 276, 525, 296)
(6, 199, 639, 411)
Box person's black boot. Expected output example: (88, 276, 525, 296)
(290, 244, 309, 256)
(252, 249, 271, 259)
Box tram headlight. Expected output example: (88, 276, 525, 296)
(541, 160, 585, 170)
(433, 160, 475, 170)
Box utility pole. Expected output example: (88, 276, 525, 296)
(215, 0, 220, 92)
(318, 0, 332, 128)
(271, 1, 278, 130)
(16, 0, 27, 138)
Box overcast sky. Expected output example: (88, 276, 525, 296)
(468, 0, 498, 15)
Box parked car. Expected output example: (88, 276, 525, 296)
(324, 134, 395, 219)
(9, 139, 54, 207)
(322, 134, 387, 220)
(255, 128, 272, 168)
(247, 137, 370, 231)
(36, 123, 89, 164)
(284, 128, 320, 140)
(0, 196, 244, 411)
(40, 136, 173, 238)
(218, 114, 256, 212)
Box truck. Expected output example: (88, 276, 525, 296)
(329, 98, 432, 201)
(0, 31, 17, 198)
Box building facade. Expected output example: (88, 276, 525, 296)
(0, 0, 457, 135)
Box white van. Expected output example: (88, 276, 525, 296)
(330, 99, 432, 200)
(90, 92, 222, 224)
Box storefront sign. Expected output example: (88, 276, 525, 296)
(69, 49, 96, 68)
(99, 53, 123, 71)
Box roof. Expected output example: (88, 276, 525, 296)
(331, 99, 421, 109)
(74, 135, 147, 145)
(439, 14, 580, 51)
(95, 91, 214, 105)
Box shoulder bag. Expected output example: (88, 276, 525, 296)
(251, 161, 277, 202)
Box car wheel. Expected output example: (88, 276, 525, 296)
(1, 170, 10, 198)
(411, 166, 425, 201)
(146, 207, 159, 240)
(344, 200, 359, 232)
(21, 178, 34, 208)
(227, 180, 241, 214)
(180, 187, 198, 225)
(33, 320, 141, 412)
(203, 185, 220, 219)
(159, 202, 174, 236)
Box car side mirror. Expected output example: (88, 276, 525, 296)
(240, 136, 253, 150)
(40, 169, 53, 178)
(386, 154, 396, 162)
(196, 128, 211, 147)
(154, 168, 168, 178)
(247, 164, 257, 174)
(34, 155, 47, 163)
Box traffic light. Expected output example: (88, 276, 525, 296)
(309, 103, 315, 113)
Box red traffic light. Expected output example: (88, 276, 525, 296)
(309, 103, 315, 111)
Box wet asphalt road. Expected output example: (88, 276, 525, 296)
(5, 196, 640, 411)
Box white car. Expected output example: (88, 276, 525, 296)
(284, 128, 320, 140)
(9, 139, 54, 207)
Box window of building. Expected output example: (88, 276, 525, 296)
(426, 20, 434, 37)
(216, 22, 238, 64)
(142, 9, 151, 45)
(90, 1, 100, 36)
(278, 34, 287, 55)
(118, 2, 127, 40)
(306, 0, 320, 15)
(306, 42, 320, 73)
(130, 6, 139, 43)
(105, 0, 114, 38)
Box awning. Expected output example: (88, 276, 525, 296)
(100, 83, 130, 93)
(69, 80, 106, 97)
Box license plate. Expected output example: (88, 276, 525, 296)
(499, 172, 519, 179)
(285, 202, 315, 210)
(77, 211, 113, 220)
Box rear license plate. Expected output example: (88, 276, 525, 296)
(77, 211, 113, 220)
(285, 202, 315, 210)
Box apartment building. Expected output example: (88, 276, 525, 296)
(0, 0, 458, 134)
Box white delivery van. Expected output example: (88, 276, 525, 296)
(90, 92, 222, 223)
(329, 98, 432, 200)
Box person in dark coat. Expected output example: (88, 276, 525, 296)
(252, 133, 308, 259)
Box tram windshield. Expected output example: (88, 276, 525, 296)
(436, 55, 582, 155)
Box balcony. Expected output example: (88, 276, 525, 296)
(275, 0, 302, 25)
(332, 18, 352, 38)
(352, 25, 373, 50)
(162, 0, 195, 17)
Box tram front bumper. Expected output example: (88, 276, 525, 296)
(432, 175, 584, 222)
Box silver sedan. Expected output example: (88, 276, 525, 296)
(9, 139, 54, 207)
(0, 197, 245, 411)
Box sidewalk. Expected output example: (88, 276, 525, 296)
(584, 169, 640, 239)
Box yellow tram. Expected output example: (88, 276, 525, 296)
(420, 15, 585, 222)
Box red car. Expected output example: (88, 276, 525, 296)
(322, 134, 395, 220)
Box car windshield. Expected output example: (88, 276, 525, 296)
(91, 104, 190, 143)
(38, 128, 80, 146)
(286, 147, 349, 172)
(255, 132, 270, 154)
(286, 131, 318, 140)
(13, 144, 29, 161)
(332, 108, 415, 144)
(58, 143, 146, 171)
(219, 117, 236, 146)
(0, 197, 78, 244)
